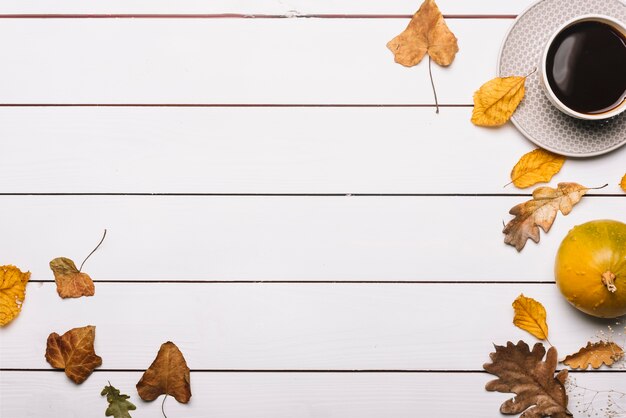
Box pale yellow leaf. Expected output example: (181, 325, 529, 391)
(471, 76, 526, 127)
(512, 294, 548, 340)
(563, 341, 624, 369)
(510, 149, 566, 189)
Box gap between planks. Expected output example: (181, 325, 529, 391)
(0, 14, 517, 19)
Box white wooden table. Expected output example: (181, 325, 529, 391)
(0, 1, 625, 417)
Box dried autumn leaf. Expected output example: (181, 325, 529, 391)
(45, 325, 102, 384)
(503, 182, 589, 251)
(484, 341, 571, 417)
(510, 149, 566, 189)
(102, 383, 137, 418)
(50, 257, 95, 299)
(512, 294, 548, 340)
(621, 173, 626, 192)
(136, 341, 191, 404)
(563, 341, 624, 370)
(387, 0, 459, 67)
(0, 265, 31, 327)
(471, 75, 528, 127)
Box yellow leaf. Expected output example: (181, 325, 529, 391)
(471, 75, 527, 127)
(387, 0, 459, 67)
(0, 265, 31, 326)
(563, 341, 624, 369)
(621, 173, 626, 192)
(510, 149, 566, 189)
(512, 294, 548, 340)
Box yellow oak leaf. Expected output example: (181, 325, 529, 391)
(510, 149, 566, 189)
(503, 182, 590, 251)
(563, 341, 624, 370)
(0, 265, 31, 326)
(621, 173, 626, 192)
(387, 0, 459, 67)
(471, 75, 529, 127)
(512, 294, 548, 340)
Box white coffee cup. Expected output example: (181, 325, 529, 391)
(539, 14, 626, 120)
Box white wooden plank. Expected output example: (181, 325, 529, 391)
(0, 196, 624, 282)
(0, 1, 532, 16)
(0, 19, 509, 104)
(2, 107, 624, 194)
(1, 283, 623, 369)
(2, 371, 619, 418)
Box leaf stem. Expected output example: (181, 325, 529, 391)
(79, 229, 107, 272)
(428, 56, 439, 114)
(161, 394, 168, 418)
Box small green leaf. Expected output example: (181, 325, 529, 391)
(101, 383, 137, 418)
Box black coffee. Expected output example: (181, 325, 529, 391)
(545, 20, 626, 115)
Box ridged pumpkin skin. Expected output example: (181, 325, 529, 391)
(555, 220, 626, 318)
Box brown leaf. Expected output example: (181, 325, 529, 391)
(510, 149, 566, 189)
(50, 257, 95, 299)
(387, 0, 459, 67)
(503, 182, 589, 251)
(136, 341, 191, 404)
(512, 294, 548, 340)
(0, 265, 31, 327)
(484, 341, 571, 417)
(563, 341, 624, 370)
(45, 325, 102, 384)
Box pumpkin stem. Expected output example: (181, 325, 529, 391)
(601, 271, 617, 293)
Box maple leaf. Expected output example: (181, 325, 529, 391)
(102, 383, 137, 418)
(471, 73, 533, 127)
(503, 182, 589, 251)
(50, 257, 95, 299)
(0, 265, 31, 327)
(45, 325, 102, 384)
(509, 149, 566, 189)
(136, 341, 191, 404)
(621, 174, 626, 192)
(387, 0, 458, 67)
(484, 341, 571, 417)
(563, 341, 624, 370)
(512, 294, 548, 340)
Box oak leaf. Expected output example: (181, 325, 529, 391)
(471, 75, 529, 127)
(50, 257, 95, 299)
(136, 341, 191, 404)
(563, 341, 624, 370)
(484, 341, 571, 417)
(0, 265, 31, 327)
(102, 383, 137, 418)
(45, 325, 102, 384)
(386, 0, 459, 67)
(510, 149, 566, 189)
(512, 294, 548, 340)
(503, 182, 589, 251)
(621, 174, 626, 192)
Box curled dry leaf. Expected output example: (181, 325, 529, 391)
(510, 149, 566, 189)
(386, 0, 459, 67)
(0, 265, 31, 327)
(512, 294, 548, 340)
(621, 173, 626, 192)
(503, 182, 590, 251)
(563, 341, 624, 370)
(471, 74, 530, 127)
(50, 257, 95, 299)
(45, 325, 102, 384)
(484, 341, 571, 417)
(136, 341, 191, 404)
(102, 383, 137, 418)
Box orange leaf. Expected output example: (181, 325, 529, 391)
(45, 325, 102, 384)
(136, 341, 191, 404)
(50, 257, 95, 299)
(512, 294, 548, 340)
(387, 0, 458, 67)
(620, 173, 626, 192)
(563, 341, 624, 369)
(0, 265, 31, 327)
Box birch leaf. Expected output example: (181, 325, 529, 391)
(503, 182, 589, 251)
(563, 341, 624, 370)
(510, 149, 566, 189)
(512, 294, 548, 340)
(472, 75, 528, 127)
(0, 265, 31, 327)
